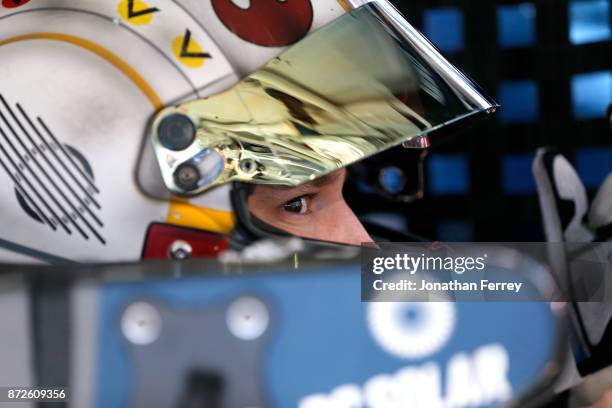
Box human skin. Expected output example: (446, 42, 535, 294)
(248, 168, 372, 245)
(590, 389, 612, 408)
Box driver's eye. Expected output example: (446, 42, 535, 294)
(283, 196, 309, 214)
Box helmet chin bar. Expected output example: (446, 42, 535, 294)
(149, 1, 497, 198)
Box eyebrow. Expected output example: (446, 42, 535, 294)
(310, 169, 344, 187)
(255, 169, 346, 196)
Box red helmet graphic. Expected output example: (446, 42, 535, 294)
(2, 0, 31, 9)
(212, 0, 313, 47)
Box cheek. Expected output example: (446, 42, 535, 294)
(292, 200, 365, 239)
(313, 200, 372, 245)
(265, 206, 330, 238)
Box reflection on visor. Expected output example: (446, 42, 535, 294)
(151, 1, 498, 196)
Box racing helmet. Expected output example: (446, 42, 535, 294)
(0, 0, 496, 264)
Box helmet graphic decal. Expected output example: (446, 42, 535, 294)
(0, 95, 105, 244)
(212, 0, 313, 47)
(1, 0, 31, 9)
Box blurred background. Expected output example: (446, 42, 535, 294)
(350, 0, 612, 242)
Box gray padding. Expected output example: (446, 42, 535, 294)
(589, 173, 612, 231)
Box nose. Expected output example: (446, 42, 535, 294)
(327, 200, 372, 246)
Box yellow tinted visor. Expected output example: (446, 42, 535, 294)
(151, 1, 497, 196)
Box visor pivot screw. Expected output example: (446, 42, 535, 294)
(174, 163, 200, 191)
(158, 113, 196, 151)
(239, 159, 257, 174)
(169, 240, 192, 260)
